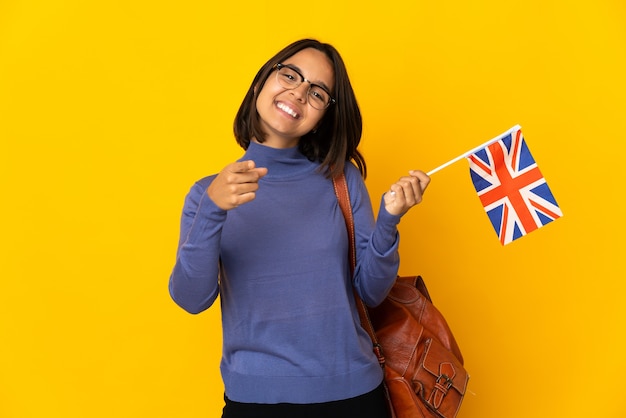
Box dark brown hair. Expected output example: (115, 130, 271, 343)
(233, 39, 366, 179)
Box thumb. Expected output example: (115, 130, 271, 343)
(252, 166, 269, 178)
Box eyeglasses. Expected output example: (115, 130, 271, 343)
(273, 63, 336, 110)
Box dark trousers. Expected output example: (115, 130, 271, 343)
(222, 383, 390, 418)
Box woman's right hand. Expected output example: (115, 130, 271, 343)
(207, 160, 268, 210)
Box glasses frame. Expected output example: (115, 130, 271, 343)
(273, 63, 336, 109)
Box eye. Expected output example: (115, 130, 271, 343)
(309, 86, 328, 104)
(279, 67, 299, 84)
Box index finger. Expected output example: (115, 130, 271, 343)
(229, 160, 256, 173)
(409, 170, 431, 191)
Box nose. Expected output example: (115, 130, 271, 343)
(290, 82, 310, 103)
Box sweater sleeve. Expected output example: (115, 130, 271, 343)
(169, 177, 226, 314)
(346, 166, 402, 307)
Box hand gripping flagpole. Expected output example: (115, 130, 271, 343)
(426, 125, 522, 176)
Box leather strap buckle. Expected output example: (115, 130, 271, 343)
(436, 374, 454, 390)
(428, 363, 456, 409)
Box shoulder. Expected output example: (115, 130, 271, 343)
(195, 174, 218, 190)
(181, 174, 217, 206)
(180, 174, 226, 216)
(342, 162, 372, 210)
(344, 161, 364, 182)
(343, 162, 366, 191)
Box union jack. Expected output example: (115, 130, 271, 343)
(467, 128, 563, 245)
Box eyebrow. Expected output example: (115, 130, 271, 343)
(284, 63, 333, 94)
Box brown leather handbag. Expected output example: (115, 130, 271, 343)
(333, 174, 469, 418)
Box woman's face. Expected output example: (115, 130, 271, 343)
(255, 48, 334, 148)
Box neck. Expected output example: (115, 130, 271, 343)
(243, 141, 317, 180)
(252, 136, 300, 149)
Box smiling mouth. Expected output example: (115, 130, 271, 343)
(276, 102, 300, 119)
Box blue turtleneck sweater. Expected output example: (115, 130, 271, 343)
(169, 141, 401, 404)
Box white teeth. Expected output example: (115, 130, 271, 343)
(277, 102, 298, 118)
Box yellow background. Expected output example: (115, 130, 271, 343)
(1, 1, 625, 417)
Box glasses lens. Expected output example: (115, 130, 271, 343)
(276, 66, 300, 89)
(308, 86, 330, 110)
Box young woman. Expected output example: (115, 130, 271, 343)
(169, 39, 430, 418)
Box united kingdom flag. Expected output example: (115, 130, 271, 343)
(467, 128, 563, 245)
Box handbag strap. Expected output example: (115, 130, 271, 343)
(332, 173, 385, 367)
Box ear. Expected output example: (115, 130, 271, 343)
(311, 122, 321, 134)
(312, 114, 328, 133)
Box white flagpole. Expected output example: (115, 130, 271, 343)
(426, 124, 522, 176)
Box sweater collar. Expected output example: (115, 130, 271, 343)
(241, 141, 318, 180)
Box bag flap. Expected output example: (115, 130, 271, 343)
(422, 339, 469, 394)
